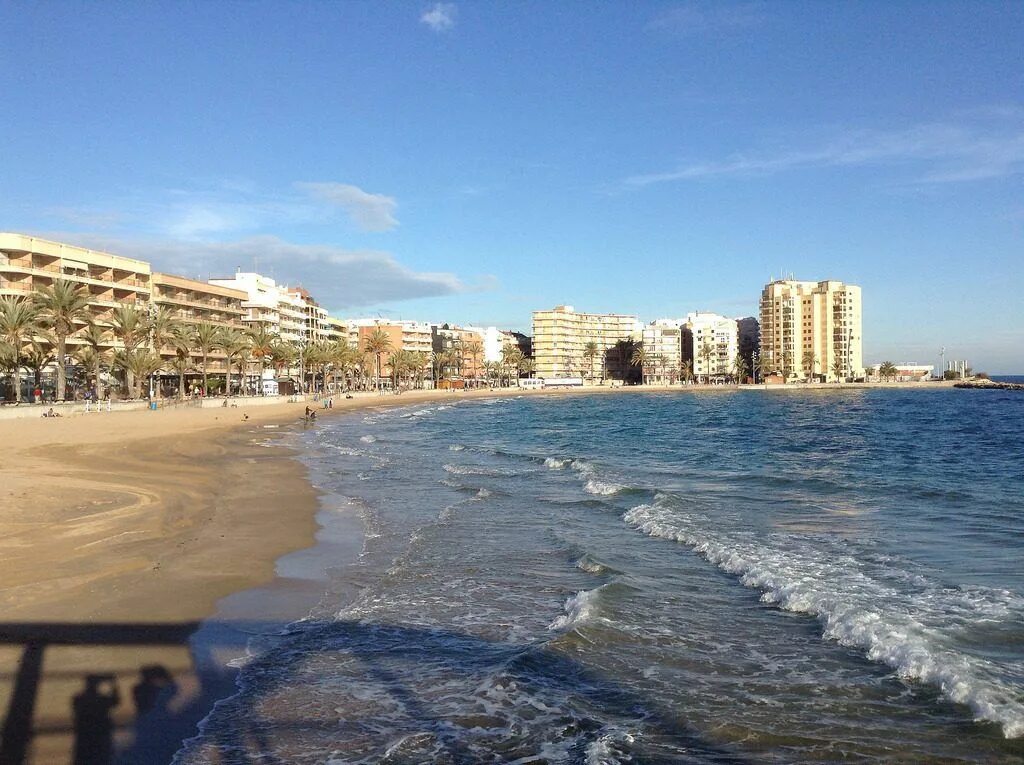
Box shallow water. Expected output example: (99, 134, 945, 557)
(178, 390, 1024, 763)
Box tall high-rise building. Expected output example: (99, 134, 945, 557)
(758, 279, 863, 381)
(532, 305, 642, 381)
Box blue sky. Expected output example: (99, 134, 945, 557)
(2, 1, 1022, 371)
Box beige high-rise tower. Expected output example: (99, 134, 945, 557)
(759, 279, 863, 381)
(532, 305, 642, 381)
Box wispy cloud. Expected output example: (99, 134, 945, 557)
(626, 114, 1024, 187)
(647, 2, 765, 36)
(50, 180, 400, 239)
(296, 182, 399, 232)
(42, 232, 488, 309)
(421, 2, 456, 32)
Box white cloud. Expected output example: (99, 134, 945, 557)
(626, 115, 1024, 187)
(648, 2, 765, 36)
(41, 233, 486, 309)
(296, 182, 399, 232)
(421, 2, 456, 32)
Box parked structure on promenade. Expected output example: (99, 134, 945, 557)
(759, 279, 863, 381)
(532, 305, 642, 382)
(681, 312, 739, 382)
(866, 363, 934, 382)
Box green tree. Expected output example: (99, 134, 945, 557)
(680, 359, 694, 384)
(193, 322, 223, 395)
(698, 342, 715, 384)
(582, 341, 600, 382)
(115, 349, 164, 398)
(732, 353, 749, 384)
(0, 295, 40, 402)
(33, 279, 92, 400)
(756, 354, 773, 382)
(247, 325, 278, 393)
(831, 356, 845, 383)
(77, 324, 111, 399)
(218, 329, 251, 396)
(802, 350, 818, 382)
(630, 345, 651, 385)
(109, 304, 150, 397)
(168, 324, 196, 398)
(362, 328, 393, 391)
(878, 361, 898, 381)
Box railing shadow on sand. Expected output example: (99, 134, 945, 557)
(0, 619, 752, 765)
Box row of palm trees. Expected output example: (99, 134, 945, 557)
(0, 280, 535, 403)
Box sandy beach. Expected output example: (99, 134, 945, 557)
(0, 381, 958, 763)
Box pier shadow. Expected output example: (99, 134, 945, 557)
(0, 619, 751, 765)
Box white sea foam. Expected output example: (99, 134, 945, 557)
(585, 727, 635, 764)
(584, 479, 625, 496)
(449, 444, 465, 451)
(624, 500, 1024, 739)
(443, 463, 516, 477)
(359, 435, 376, 443)
(544, 457, 570, 469)
(476, 488, 492, 499)
(549, 586, 605, 631)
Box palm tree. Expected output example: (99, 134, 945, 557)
(110, 304, 149, 397)
(78, 324, 111, 399)
(697, 341, 715, 384)
(757, 354, 774, 382)
(247, 325, 278, 393)
(33, 279, 92, 401)
(218, 329, 251, 396)
(630, 346, 651, 385)
(802, 350, 818, 382)
(680, 359, 694, 385)
(878, 361, 899, 381)
(501, 345, 525, 387)
(168, 324, 196, 398)
(193, 322, 223, 395)
(362, 328, 393, 391)
(115, 349, 164, 399)
(831, 357, 845, 383)
(462, 339, 483, 387)
(22, 341, 55, 394)
(732, 353, 749, 384)
(518, 357, 536, 380)
(269, 340, 297, 387)
(582, 341, 599, 383)
(0, 295, 40, 402)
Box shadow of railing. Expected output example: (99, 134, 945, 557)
(0, 620, 752, 765)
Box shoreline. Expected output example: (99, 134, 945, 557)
(0, 381, 965, 762)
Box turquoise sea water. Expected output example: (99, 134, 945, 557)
(179, 389, 1024, 763)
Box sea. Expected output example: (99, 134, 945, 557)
(177, 388, 1024, 764)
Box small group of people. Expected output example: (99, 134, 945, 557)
(41, 407, 62, 418)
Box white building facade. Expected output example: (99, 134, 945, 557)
(682, 312, 739, 381)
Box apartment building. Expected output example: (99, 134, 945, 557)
(682, 312, 738, 381)
(759, 279, 863, 381)
(532, 305, 642, 381)
(0, 232, 151, 355)
(209, 272, 319, 344)
(348, 318, 434, 377)
(641, 319, 684, 384)
(324, 316, 347, 342)
(151, 272, 248, 374)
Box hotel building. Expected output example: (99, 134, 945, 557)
(759, 279, 863, 381)
(681, 312, 739, 381)
(0, 232, 151, 356)
(347, 318, 434, 377)
(532, 305, 642, 381)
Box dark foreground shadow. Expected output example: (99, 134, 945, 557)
(0, 620, 751, 765)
